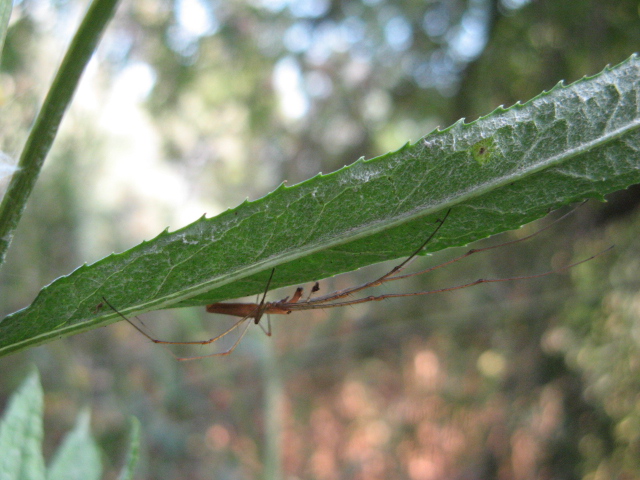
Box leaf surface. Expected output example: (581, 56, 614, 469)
(46, 410, 102, 480)
(1, 55, 640, 357)
(0, 369, 45, 480)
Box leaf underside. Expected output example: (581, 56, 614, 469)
(2, 54, 640, 357)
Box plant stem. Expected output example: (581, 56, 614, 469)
(0, 0, 121, 264)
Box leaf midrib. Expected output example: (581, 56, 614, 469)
(139, 115, 638, 307)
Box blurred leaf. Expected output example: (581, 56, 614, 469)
(0, 371, 136, 480)
(0, 368, 45, 480)
(46, 410, 101, 480)
(0, 0, 12, 56)
(117, 417, 141, 480)
(1, 55, 640, 357)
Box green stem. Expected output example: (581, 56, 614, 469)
(0, 0, 121, 264)
(262, 335, 283, 480)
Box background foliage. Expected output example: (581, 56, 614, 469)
(0, 0, 639, 479)
(0, 368, 140, 480)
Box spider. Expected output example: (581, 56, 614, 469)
(103, 207, 610, 360)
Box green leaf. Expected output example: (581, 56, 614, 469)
(0, 0, 13, 57)
(2, 54, 640, 357)
(0, 368, 46, 480)
(0, 370, 134, 480)
(117, 417, 141, 480)
(46, 410, 102, 480)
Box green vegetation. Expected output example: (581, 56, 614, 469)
(0, 369, 139, 480)
(0, 0, 639, 478)
(1, 47, 640, 358)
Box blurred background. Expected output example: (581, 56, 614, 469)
(0, 0, 639, 478)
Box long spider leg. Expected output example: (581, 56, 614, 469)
(295, 209, 452, 307)
(102, 296, 251, 346)
(257, 268, 276, 315)
(299, 205, 584, 307)
(282, 246, 612, 312)
(384, 204, 588, 284)
(174, 283, 279, 358)
(254, 269, 275, 337)
(111, 269, 277, 360)
(176, 318, 254, 361)
(150, 275, 277, 359)
(252, 268, 282, 338)
(102, 296, 163, 342)
(153, 316, 252, 346)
